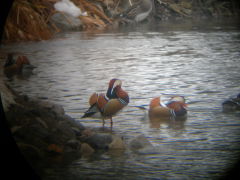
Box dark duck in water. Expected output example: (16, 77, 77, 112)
(4, 53, 36, 77)
(222, 93, 240, 112)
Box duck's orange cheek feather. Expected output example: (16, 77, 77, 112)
(167, 102, 184, 111)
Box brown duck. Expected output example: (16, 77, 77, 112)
(4, 53, 36, 76)
(82, 79, 129, 127)
(149, 96, 187, 119)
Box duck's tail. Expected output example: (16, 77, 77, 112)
(81, 104, 99, 118)
(130, 105, 148, 111)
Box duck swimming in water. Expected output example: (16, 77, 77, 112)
(4, 53, 36, 77)
(82, 79, 129, 127)
(149, 95, 187, 119)
(222, 93, 240, 112)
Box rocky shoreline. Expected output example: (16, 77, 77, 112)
(1, 79, 156, 178)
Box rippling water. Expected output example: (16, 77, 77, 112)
(2, 21, 240, 179)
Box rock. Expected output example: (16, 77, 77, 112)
(81, 128, 95, 138)
(63, 114, 85, 130)
(10, 125, 22, 134)
(36, 117, 48, 129)
(50, 120, 76, 144)
(51, 13, 83, 31)
(65, 139, 81, 151)
(71, 127, 82, 136)
(108, 135, 126, 150)
(18, 142, 43, 160)
(80, 143, 95, 157)
(47, 144, 64, 154)
(82, 133, 112, 150)
(52, 104, 65, 117)
(129, 134, 153, 149)
(36, 101, 65, 118)
(129, 134, 157, 154)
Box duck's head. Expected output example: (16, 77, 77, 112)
(16, 55, 30, 65)
(149, 97, 160, 110)
(107, 79, 122, 98)
(170, 96, 186, 103)
(167, 96, 188, 111)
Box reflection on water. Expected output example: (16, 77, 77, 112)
(2, 21, 240, 179)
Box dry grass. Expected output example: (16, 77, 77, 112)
(73, 0, 113, 30)
(3, 0, 114, 42)
(3, 0, 57, 42)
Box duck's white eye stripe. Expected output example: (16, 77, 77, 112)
(104, 95, 109, 101)
(160, 101, 167, 107)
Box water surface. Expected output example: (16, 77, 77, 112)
(2, 21, 240, 179)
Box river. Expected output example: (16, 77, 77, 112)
(2, 20, 240, 179)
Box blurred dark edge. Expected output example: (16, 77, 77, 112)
(0, 96, 41, 180)
(0, 0, 41, 179)
(0, 0, 239, 180)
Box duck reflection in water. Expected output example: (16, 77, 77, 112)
(148, 95, 188, 129)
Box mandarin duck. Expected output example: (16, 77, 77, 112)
(120, 0, 154, 23)
(4, 53, 36, 77)
(149, 95, 187, 119)
(222, 93, 240, 112)
(81, 79, 129, 127)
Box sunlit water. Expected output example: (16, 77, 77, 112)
(2, 21, 240, 179)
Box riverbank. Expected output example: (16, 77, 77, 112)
(0, 69, 156, 178)
(1, 81, 126, 177)
(2, 0, 240, 43)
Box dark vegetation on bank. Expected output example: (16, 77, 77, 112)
(2, 0, 240, 42)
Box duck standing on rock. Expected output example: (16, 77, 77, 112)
(82, 79, 129, 127)
(4, 53, 36, 77)
(120, 0, 154, 23)
(149, 95, 187, 119)
(222, 93, 240, 112)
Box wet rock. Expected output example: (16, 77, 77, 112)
(81, 128, 95, 138)
(36, 117, 49, 129)
(47, 144, 64, 154)
(71, 127, 82, 136)
(82, 133, 113, 150)
(50, 120, 76, 144)
(51, 13, 83, 31)
(52, 104, 65, 117)
(65, 139, 81, 152)
(62, 114, 85, 133)
(108, 135, 126, 150)
(80, 143, 95, 157)
(36, 101, 65, 118)
(18, 142, 44, 160)
(129, 134, 157, 154)
(129, 134, 153, 149)
(10, 125, 23, 134)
